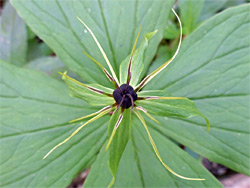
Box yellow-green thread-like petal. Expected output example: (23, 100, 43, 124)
(108, 177, 115, 188)
(135, 8, 183, 91)
(43, 108, 112, 159)
(127, 26, 142, 84)
(77, 17, 119, 85)
(105, 113, 124, 151)
(136, 106, 160, 124)
(134, 109, 206, 181)
(69, 105, 112, 123)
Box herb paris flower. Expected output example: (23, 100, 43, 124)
(43, 8, 210, 187)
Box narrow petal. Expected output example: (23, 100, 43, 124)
(58, 71, 112, 97)
(135, 8, 182, 92)
(82, 51, 120, 88)
(145, 96, 186, 100)
(77, 17, 119, 85)
(105, 112, 124, 151)
(136, 106, 160, 124)
(43, 107, 112, 159)
(127, 26, 142, 84)
(134, 110, 205, 181)
(69, 105, 113, 123)
(82, 51, 113, 81)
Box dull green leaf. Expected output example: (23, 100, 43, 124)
(25, 56, 65, 75)
(179, 0, 205, 35)
(0, 61, 109, 187)
(146, 4, 250, 175)
(0, 2, 27, 66)
(11, 0, 174, 87)
(84, 115, 222, 187)
(163, 20, 180, 39)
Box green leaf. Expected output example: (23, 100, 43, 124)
(179, 0, 205, 35)
(25, 56, 65, 73)
(0, 61, 109, 187)
(84, 115, 222, 187)
(27, 39, 54, 61)
(136, 90, 209, 130)
(27, 26, 36, 40)
(146, 5, 250, 175)
(0, 2, 27, 66)
(147, 45, 172, 74)
(163, 20, 180, 39)
(61, 72, 115, 106)
(199, 0, 228, 22)
(107, 109, 131, 187)
(11, 0, 174, 87)
(119, 30, 157, 87)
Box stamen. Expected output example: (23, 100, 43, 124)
(145, 96, 186, 100)
(135, 8, 182, 92)
(69, 105, 112, 123)
(126, 94, 134, 109)
(134, 110, 205, 181)
(127, 26, 142, 85)
(77, 17, 119, 85)
(43, 108, 112, 159)
(82, 51, 121, 89)
(115, 95, 125, 113)
(136, 106, 160, 124)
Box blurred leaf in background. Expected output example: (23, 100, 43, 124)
(0, 1, 27, 66)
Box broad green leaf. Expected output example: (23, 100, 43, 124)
(198, 0, 229, 21)
(107, 109, 131, 187)
(61, 72, 115, 106)
(0, 61, 110, 187)
(25, 56, 65, 74)
(179, 0, 205, 35)
(198, 0, 247, 22)
(11, 0, 174, 87)
(84, 116, 222, 187)
(136, 90, 209, 130)
(0, 2, 27, 66)
(119, 31, 157, 87)
(146, 5, 250, 175)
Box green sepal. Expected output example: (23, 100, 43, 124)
(107, 109, 131, 187)
(61, 72, 114, 106)
(136, 90, 210, 131)
(119, 30, 158, 87)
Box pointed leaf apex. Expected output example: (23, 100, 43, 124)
(145, 29, 158, 40)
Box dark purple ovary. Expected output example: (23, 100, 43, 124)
(113, 84, 137, 108)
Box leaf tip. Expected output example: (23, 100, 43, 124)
(200, 114, 210, 132)
(108, 177, 115, 188)
(206, 118, 210, 132)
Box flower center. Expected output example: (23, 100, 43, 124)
(113, 84, 137, 109)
